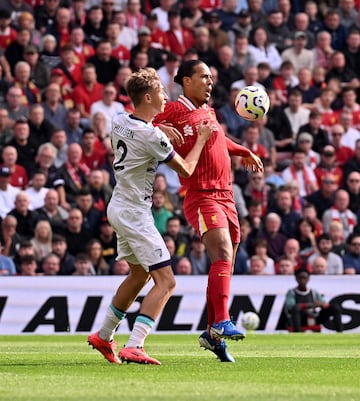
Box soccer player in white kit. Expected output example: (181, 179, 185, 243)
(88, 68, 211, 365)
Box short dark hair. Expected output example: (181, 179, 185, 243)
(174, 60, 204, 87)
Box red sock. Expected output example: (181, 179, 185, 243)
(207, 260, 232, 324)
(206, 285, 214, 332)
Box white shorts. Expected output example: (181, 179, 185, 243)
(107, 204, 171, 272)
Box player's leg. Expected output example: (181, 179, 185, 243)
(119, 265, 176, 365)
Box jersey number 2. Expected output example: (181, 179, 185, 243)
(113, 139, 127, 171)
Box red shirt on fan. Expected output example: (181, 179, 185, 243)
(154, 95, 238, 190)
(0, 27, 17, 50)
(112, 44, 131, 66)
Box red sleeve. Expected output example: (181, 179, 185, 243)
(225, 137, 251, 157)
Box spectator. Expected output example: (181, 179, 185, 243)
(83, 6, 106, 47)
(112, 10, 137, 51)
(39, 34, 60, 70)
(125, 0, 146, 31)
(90, 83, 124, 133)
(87, 39, 122, 85)
(58, 143, 90, 207)
(326, 51, 359, 90)
(343, 232, 360, 274)
(281, 31, 314, 74)
(329, 124, 354, 168)
(86, 238, 109, 275)
(243, 171, 275, 217)
(248, 26, 282, 74)
(285, 267, 343, 332)
(62, 208, 92, 256)
(72, 252, 96, 275)
(191, 26, 219, 67)
(293, 12, 315, 49)
(294, 67, 321, 107)
(0, 214, 22, 257)
(306, 173, 338, 220)
(187, 235, 210, 274)
(248, 238, 275, 274)
(23, 44, 50, 92)
(35, 0, 60, 34)
(25, 170, 49, 210)
(247, 0, 267, 29)
(205, 11, 229, 51)
(0, 239, 16, 275)
(0, 109, 13, 150)
(163, 234, 179, 273)
(90, 112, 111, 151)
(42, 83, 68, 130)
(343, 139, 360, 183)
(264, 8, 293, 53)
(13, 240, 37, 272)
(233, 218, 251, 274)
(294, 217, 317, 259)
(70, 25, 96, 67)
(17, 254, 39, 276)
(302, 202, 323, 237)
(151, 0, 175, 32)
(0, 166, 20, 219)
(72, 63, 103, 121)
(296, 132, 319, 170)
(40, 252, 61, 275)
(241, 124, 268, 160)
(329, 221, 347, 257)
(342, 28, 360, 76)
(284, 89, 311, 141)
(248, 254, 267, 275)
(12, 60, 41, 107)
(321, 9, 348, 51)
(322, 189, 357, 240)
(272, 60, 298, 106)
(8, 191, 39, 240)
(175, 256, 193, 275)
(165, 215, 190, 257)
(308, 233, 344, 274)
(109, 258, 130, 275)
(35, 188, 68, 234)
(106, 22, 131, 67)
(180, 0, 207, 30)
(51, 129, 68, 170)
(30, 219, 53, 262)
(228, 10, 253, 49)
(51, 233, 75, 275)
(313, 30, 334, 72)
(277, 255, 295, 275)
(6, 117, 37, 175)
(151, 190, 173, 236)
(345, 171, 360, 215)
(5, 28, 32, 75)
(314, 145, 343, 187)
(87, 168, 113, 213)
(157, 52, 182, 102)
(282, 237, 311, 272)
(265, 89, 294, 163)
(282, 149, 318, 198)
(64, 108, 83, 145)
(1, 145, 28, 189)
(55, 44, 82, 89)
(166, 9, 195, 58)
(231, 33, 257, 76)
(298, 110, 330, 154)
(74, 188, 103, 237)
(3, 86, 29, 128)
(310, 255, 328, 275)
(28, 104, 55, 149)
(258, 212, 288, 262)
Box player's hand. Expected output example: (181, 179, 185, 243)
(242, 152, 264, 172)
(158, 123, 184, 146)
(197, 120, 212, 142)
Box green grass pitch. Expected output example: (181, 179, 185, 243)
(1, 334, 359, 401)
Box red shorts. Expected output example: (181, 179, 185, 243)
(184, 189, 240, 243)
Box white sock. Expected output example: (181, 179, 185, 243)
(99, 304, 126, 342)
(126, 315, 154, 348)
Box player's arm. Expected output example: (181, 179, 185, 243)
(166, 121, 211, 177)
(225, 137, 264, 172)
(157, 123, 184, 146)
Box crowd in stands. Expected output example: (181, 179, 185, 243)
(0, 0, 359, 276)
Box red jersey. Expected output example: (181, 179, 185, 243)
(335, 146, 354, 167)
(81, 148, 107, 170)
(320, 110, 338, 132)
(0, 164, 28, 189)
(154, 95, 232, 191)
(111, 44, 131, 65)
(314, 165, 343, 187)
(72, 82, 103, 114)
(166, 28, 195, 57)
(150, 28, 170, 51)
(0, 27, 17, 50)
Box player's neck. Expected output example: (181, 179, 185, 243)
(132, 104, 155, 123)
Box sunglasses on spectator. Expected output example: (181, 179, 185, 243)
(322, 152, 335, 157)
(323, 179, 336, 184)
(332, 132, 343, 136)
(348, 179, 360, 183)
(351, 242, 360, 246)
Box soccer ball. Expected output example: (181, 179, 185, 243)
(241, 312, 260, 331)
(235, 86, 270, 121)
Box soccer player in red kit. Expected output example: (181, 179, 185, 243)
(154, 60, 263, 362)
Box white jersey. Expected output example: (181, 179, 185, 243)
(110, 112, 175, 209)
